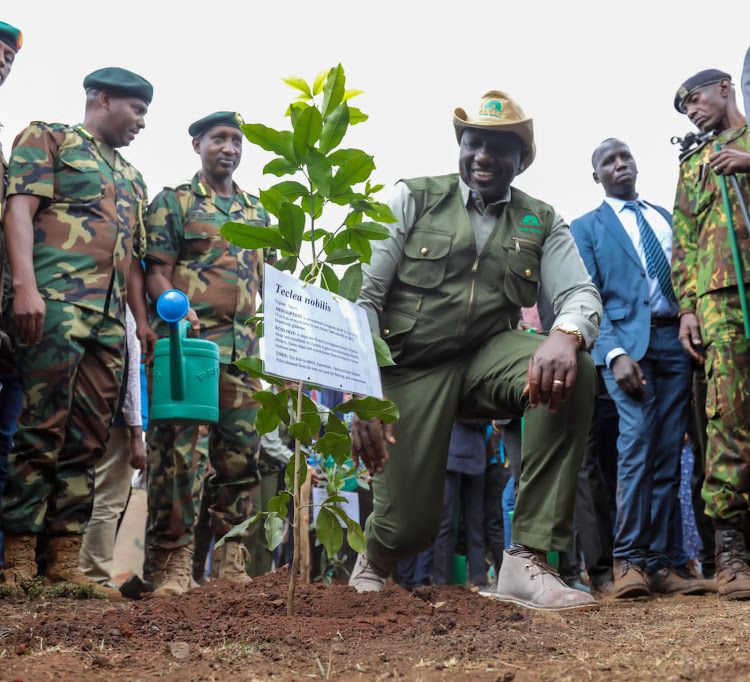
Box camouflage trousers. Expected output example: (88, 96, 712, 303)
(145, 361, 260, 559)
(0, 301, 124, 536)
(698, 288, 750, 519)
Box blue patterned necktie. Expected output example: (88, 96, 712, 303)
(623, 201, 677, 303)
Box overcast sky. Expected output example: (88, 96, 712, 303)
(2, 0, 749, 226)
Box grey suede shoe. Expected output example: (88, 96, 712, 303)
(480, 549, 600, 612)
(348, 553, 387, 593)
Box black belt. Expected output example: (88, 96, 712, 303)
(651, 317, 679, 327)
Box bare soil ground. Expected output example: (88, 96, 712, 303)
(1, 569, 749, 682)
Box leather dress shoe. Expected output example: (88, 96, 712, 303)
(613, 559, 649, 599)
(648, 567, 710, 596)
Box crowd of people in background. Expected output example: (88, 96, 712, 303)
(1, 17, 750, 614)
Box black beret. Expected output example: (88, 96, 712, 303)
(188, 111, 245, 138)
(674, 68, 732, 113)
(0, 21, 22, 52)
(83, 67, 153, 105)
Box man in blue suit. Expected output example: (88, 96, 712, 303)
(570, 139, 706, 599)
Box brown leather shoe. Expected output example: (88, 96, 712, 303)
(673, 563, 717, 593)
(715, 528, 750, 601)
(648, 567, 710, 595)
(613, 559, 649, 599)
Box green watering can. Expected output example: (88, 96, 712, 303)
(150, 289, 220, 424)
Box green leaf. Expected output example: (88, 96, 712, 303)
(300, 192, 325, 219)
(284, 450, 308, 489)
(242, 123, 295, 163)
(366, 181, 385, 195)
(303, 228, 330, 243)
(333, 396, 399, 422)
(234, 357, 284, 386)
(319, 102, 349, 155)
(327, 148, 366, 167)
(350, 221, 390, 240)
(270, 181, 309, 201)
(306, 149, 332, 196)
(265, 512, 285, 550)
(267, 491, 291, 515)
(372, 332, 396, 367)
(314, 432, 352, 465)
(293, 105, 323, 163)
(289, 101, 310, 126)
(321, 64, 346, 119)
(263, 157, 300, 177)
(289, 422, 314, 445)
(330, 154, 375, 196)
(365, 200, 397, 223)
(345, 522, 367, 554)
(282, 76, 312, 98)
(221, 222, 292, 252)
(348, 107, 369, 125)
(313, 68, 330, 96)
(325, 412, 349, 436)
(319, 264, 339, 294)
(258, 188, 286, 218)
(214, 512, 263, 548)
(316, 506, 344, 557)
(273, 255, 297, 272)
(255, 406, 282, 437)
(323, 493, 349, 505)
(348, 231, 372, 264)
(254, 390, 291, 425)
(337, 263, 363, 301)
(342, 89, 364, 102)
(301, 393, 322, 436)
(278, 203, 306, 254)
(326, 248, 361, 265)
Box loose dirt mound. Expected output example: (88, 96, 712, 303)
(1, 569, 749, 680)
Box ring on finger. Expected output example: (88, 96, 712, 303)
(552, 379, 564, 391)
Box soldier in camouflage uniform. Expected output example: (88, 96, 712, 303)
(0, 67, 152, 600)
(673, 69, 750, 600)
(143, 111, 269, 596)
(0, 19, 23, 580)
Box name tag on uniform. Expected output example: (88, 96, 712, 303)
(185, 211, 214, 223)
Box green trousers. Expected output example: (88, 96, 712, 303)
(365, 330, 596, 575)
(1, 301, 124, 536)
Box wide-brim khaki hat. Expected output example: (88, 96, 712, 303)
(453, 90, 536, 171)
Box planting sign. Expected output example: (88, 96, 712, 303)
(262, 265, 383, 398)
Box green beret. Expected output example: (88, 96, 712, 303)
(188, 111, 245, 138)
(83, 67, 153, 105)
(0, 21, 22, 52)
(674, 68, 732, 113)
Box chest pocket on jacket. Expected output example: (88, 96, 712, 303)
(181, 221, 223, 261)
(56, 153, 102, 204)
(397, 229, 452, 289)
(505, 237, 541, 308)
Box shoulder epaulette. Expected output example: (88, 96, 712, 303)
(29, 121, 69, 132)
(196, 181, 209, 197)
(679, 138, 710, 164)
(162, 182, 191, 193)
(239, 190, 258, 207)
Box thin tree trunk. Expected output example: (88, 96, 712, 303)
(287, 383, 304, 616)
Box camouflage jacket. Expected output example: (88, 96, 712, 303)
(145, 170, 270, 363)
(6, 121, 147, 322)
(672, 123, 750, 315)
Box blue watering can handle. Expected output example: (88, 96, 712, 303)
(156, 290, 190, 402)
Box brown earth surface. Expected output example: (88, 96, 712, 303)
(1, 569, 749, 681)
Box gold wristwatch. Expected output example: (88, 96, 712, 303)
(550, 322, 584, 349)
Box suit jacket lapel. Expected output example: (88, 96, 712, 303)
(596, 201, 642, 269)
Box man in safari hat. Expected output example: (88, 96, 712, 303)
(348, 90, 603, 612)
